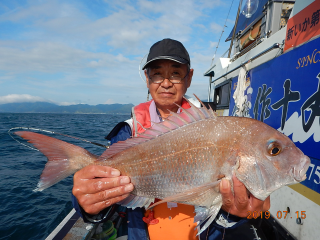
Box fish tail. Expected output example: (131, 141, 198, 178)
(15, 131, 98, 191)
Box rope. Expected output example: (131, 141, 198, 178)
(8, 127, 109, 151)
(211, 0, 236, 66)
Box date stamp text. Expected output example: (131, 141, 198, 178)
(247, 211, 306, 219)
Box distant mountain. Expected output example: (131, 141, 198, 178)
(0, 102, 134, 114)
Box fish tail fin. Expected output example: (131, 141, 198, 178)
(15, 131, 98, 191)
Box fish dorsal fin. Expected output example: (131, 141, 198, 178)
(98, 95, 216, 161)
(98, 137, 150, 161)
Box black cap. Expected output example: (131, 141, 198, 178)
(142, 38, 190, 70)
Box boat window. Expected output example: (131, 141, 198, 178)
(214, 81, 231, 109)
(280, 3, 294, 28)
(239, 18, 262, 51)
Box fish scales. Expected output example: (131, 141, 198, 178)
(14, 98, 310, 235)
(96, 117, 262, 206)
(100, 119, 222, 201)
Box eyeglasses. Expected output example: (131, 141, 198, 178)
(148, 69, 190, 84)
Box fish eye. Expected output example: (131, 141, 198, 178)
(267, 142, 282, 156)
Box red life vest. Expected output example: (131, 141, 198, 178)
(132, 98, 192, 135)
(132, 99, 199, 240)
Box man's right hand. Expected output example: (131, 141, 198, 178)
(72, 165, 134, 215)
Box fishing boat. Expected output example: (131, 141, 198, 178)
(46, 0, 320, 239)
(204, 0, 320, 239)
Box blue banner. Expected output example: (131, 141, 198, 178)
(303, 157, 320, 193)
(229, 37, 320, 194)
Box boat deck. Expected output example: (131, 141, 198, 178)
(45, 209, 98, 240)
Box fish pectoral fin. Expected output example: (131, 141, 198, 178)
(118, 194, 155, 210)
(195, 196, 223, 236)
(147, 180, 221, 210)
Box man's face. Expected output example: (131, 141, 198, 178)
(145, 59, 193, 110)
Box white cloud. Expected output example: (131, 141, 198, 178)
(192, 52, 214, 65)
(58, 101, 78, 106)
(79, 2, 196, 52)
(0, 94, 49, 104)
(0, 0, 235, 105)
(104, 99, 114, 104)
(0, 0, 223, 54)
(0, 1, 58, 22)
(210, 22, 223, 33)
(210, 41, 218, 48)
(0, 41, 134, 73)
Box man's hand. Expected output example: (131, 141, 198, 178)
(72, 165, 134, 215)
(220, 175, 270, 218)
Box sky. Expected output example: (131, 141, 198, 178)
(0, 0, 238, 106)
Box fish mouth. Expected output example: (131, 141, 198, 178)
(293, 156, 311, 182)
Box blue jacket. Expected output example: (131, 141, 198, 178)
(72, 122, 247, 240)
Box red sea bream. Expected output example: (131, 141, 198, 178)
(15, 99, 310, 234)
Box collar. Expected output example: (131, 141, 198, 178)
(149, 100, 183, 124)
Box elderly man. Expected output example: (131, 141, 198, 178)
(72, 38, 270, 240)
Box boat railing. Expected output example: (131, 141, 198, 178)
(211, 42, 281, 84)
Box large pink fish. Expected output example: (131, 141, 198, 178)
(15, 100, 310, 234)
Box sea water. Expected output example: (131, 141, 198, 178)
(0, 113, 130, 240)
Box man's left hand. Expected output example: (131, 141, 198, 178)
(220, 175, 270, 218)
